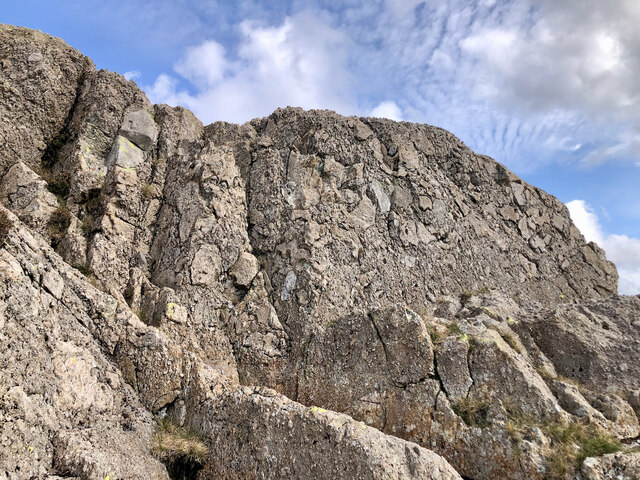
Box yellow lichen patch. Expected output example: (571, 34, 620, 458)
(166, 303, 175, 319)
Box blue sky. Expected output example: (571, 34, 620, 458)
(4, 0, 640, 293)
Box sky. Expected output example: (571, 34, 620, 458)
(4, 0, 639, 294)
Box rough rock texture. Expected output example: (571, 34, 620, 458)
(1, 24, 639, 480)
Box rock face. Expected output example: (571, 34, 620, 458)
(0, 24, 638, 480)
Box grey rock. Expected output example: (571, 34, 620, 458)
(369, 179, 391, 213)
(229, 251, 260, 287)
(107, 135, 145, 169)
(119, 109, 158, 150)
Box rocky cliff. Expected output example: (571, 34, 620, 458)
(1, 24, 639, 480)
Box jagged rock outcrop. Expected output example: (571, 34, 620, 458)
(1, 24, 638, 480)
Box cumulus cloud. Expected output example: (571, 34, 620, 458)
(369, 101, 404, 121)
(567, 200, 640, 295)
(145, 12, 356, 124)
(174, 40, 227, 88)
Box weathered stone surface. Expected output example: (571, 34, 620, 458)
(0, 209, 169, 480)
(436, 337, 472, 402)
(188, 387, 462, 480)
(0, 161, 58, 236)
(516, 296, 640, 394)
(107, 135, 145, 169)
(229, 251, 260, 287)
(581, 452, 640, 480)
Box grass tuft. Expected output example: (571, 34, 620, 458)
(152, 417, 208, 465)
(48, 206, 72, 245)
(460, 286, 489, 305)
(427, 321, 465, 346)
(141, 183, 155, 199)
(452, 396, 491, 428)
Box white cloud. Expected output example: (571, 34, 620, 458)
(145, 12, 356, 124)
(123, 70, 141, 81)
(567, 200, 640, 295)
(369, 101, 404, 121)
(566, 200, 605, 244)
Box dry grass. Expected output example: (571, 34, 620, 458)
(141, 183, 155, 199)
(452, 396, 491, 428)
(502, 402, 621, 479)
(501, 331, 523, 354)
(152, 417, 208, 464)
(427, 321, 464, 346)
(460, 286, 489, 304)
(0, 209, 13, 246)
(47, 206, 72, 244)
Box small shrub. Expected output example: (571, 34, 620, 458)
(141, 183, 155, 199)
(35, 165, 70, 200)
(81, 214, 94, 236)
(0, 209, 13, 246)
(41, 131, 69, 168)
(80, 188, 104, 238)
(427, 322, 464, 346)
(48, 206, 72, 244)
(152, 417, 207, 478)
(46, 173, 70, 198)
(452, 396, 491, 428)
